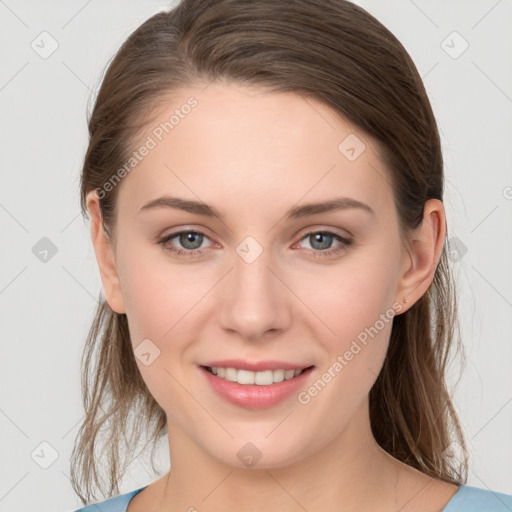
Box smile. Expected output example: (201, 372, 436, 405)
(199, 359, 315, 408)
(204, 366, 308, 386)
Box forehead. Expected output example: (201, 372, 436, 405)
(117, 81, 394, 222)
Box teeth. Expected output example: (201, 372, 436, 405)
(208, 366, 306, 385)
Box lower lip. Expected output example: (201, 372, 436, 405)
(200, 366, 314, 409)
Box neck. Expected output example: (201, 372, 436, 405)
(159, 400, 401, 512)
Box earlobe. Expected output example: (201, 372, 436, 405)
(394, 199, 446, 311)
(86, 190, 126, 314)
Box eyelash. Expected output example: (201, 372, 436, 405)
(156, 229, 352, 259)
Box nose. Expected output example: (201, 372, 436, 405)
(218, 246, 292, 342)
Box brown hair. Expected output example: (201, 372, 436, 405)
(71, 0, 468, 504)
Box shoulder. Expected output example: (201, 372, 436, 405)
(443, 485, 512, 511)
(72, 486, 147, 512)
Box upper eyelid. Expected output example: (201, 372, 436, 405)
(292, 230, 351, 250)
(162, 227, 351, 248)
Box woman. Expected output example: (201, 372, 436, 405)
(70, 0, 512, 510)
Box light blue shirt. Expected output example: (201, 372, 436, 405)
(72, 484, 512, 511)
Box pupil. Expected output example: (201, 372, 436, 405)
(181, 232, 202, 249)
(313, 233, 332, 250)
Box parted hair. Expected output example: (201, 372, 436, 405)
(71, 0, 468, 504)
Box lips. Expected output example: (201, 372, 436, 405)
(201, 359, 310, 372)
(199, 359, 315, 409)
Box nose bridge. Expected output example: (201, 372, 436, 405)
(218, 236, 289, 340)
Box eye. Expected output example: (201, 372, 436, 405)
(294, 230, 352, 258)
(156, 230, 213, 258)
(156, 228, 352, 259)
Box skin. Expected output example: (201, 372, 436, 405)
(87, 81, 458, 511)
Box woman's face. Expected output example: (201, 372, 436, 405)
(93, 81, 412, 469)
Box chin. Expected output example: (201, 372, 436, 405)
(206, 436, 312, 471)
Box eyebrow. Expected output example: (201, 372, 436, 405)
(139, 195, 374, 219)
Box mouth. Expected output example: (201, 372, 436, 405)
(198, 358, 316, 409)
(201, 365, 315, 386)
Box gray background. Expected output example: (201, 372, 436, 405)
(0, 1, 510, 511)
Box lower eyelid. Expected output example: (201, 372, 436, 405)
(159, 229, 350, 255)
(296, 231, 350, 247)
(163, 230, 213, 249)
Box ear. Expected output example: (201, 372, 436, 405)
(86, 190, 126, 314)
(394, 199, 446, 313)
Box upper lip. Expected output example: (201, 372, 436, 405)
(201, 359, 313, 372)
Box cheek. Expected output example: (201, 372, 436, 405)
(314, 274, 394, 393)
(117, 230, 400, 417)
(306, 249, 400, 343)
(300, 248, 400, 396)
(294, 268, 397, 453)
(116, 246, 208, 410)
(118, 243, 195, 340)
